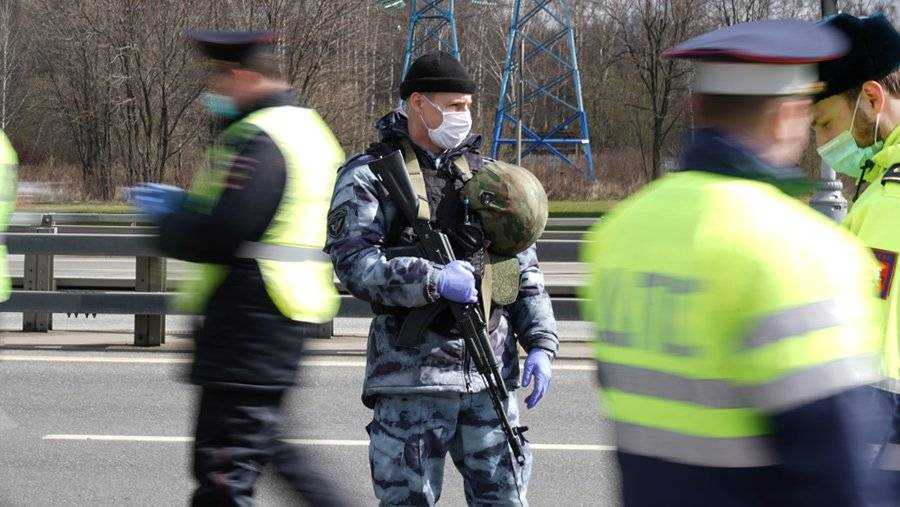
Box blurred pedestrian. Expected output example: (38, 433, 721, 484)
(581, 20, 886, 506)
(0, 128, 16, 307)
(129, 29, 347, 506)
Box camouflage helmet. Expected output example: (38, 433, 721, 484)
(463, 159, 548, 256)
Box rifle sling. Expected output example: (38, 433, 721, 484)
(395, 140, 494, 335)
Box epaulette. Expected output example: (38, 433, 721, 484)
(882, 163, 900, 185)
(337, 153, 375, 174)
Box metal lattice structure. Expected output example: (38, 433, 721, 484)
(399, 0, 460, 80)
(491, 0, 594, 179)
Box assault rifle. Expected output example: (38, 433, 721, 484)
(369, 149, 527, 466)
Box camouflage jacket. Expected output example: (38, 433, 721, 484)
(324, 111, 559, 407)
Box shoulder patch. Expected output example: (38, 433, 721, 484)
(327, 204, 350, 238)
(872, 248, 897, 300)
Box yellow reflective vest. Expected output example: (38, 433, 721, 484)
(581, 170, 882, 467)
(844, 125, 900, 392)
(0, 130, 15, 301)
(180, 106, 342, 323)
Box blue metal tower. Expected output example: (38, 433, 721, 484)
(491, 0, 595, 179)
(399, 0, 460, 80)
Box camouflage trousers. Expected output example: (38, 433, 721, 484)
(366, 391, 532, 506)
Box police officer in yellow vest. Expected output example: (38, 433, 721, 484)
(811, 14, 900, 486)
(581, 21, 887, 506)
(0, 129, 16, 303)
(129, 30, 347, 506)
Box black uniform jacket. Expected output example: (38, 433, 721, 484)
(158, 90, 309, 391)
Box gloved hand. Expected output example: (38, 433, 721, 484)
(522, 349, 552, 409)
(436, 260, 478, 303)
(127, 183, 185, 220)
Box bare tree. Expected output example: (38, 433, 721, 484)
(707, 0, 775, 26)
(0, 0, 30, 131)
(606, 0, 704, 179)
(103, 1, 206, 184)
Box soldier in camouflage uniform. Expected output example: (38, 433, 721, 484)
(324, 52, 559, 506)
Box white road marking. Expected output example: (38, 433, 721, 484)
(0, 356, 365, 366)
(45, 434, 192, 443)
(42, 434, 615, 451)
(1, 355, 193, 364)
(0, 354, 596, 370)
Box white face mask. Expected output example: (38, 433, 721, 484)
(418, 95, 472, 150)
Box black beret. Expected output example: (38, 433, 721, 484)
(817, 13, 900, 100)
(184, 29, 277, 65)
(399, 51, 476, 100)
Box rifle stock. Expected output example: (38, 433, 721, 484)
(369, 149, 528, 466)
(369, 150, 421, 224)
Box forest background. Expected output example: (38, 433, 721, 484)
(0, 0, 895, 206)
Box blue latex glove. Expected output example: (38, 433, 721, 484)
(436, 260, 478, 303)
(522, 349, 552, 409)
(127, 183, 185, 220)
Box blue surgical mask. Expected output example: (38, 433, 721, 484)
(201, 93, 240, 119)
(817, 93, 883, 179)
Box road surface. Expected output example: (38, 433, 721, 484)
(0, 349, 619, 506)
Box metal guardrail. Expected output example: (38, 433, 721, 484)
(10, 212, 600, 229)
(6, 233, 160, 255)
(1, 214, 588, 346)
(0, 293, 586, 322)
(10, 213, 148, 226)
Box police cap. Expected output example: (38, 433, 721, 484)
(665, 20, 848, 96)
(184, 29, 277, 65)
(816, 13, 900, 101)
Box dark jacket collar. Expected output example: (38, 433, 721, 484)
(223, 89, 298, 129)
(679, 128, 811, 196)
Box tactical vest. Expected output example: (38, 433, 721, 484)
(0, 130, 16, 301)
(179, 106, 342, 323)
(369, 137, 519, 332)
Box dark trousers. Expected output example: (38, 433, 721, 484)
(871, 391, 900, 506)
(191, 387, 347, 507)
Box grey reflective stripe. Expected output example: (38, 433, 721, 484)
(875, 443, 900, 471)
(235, 242, 330, 263)
(742, 299, 845, 350)
(597, 362, 746, 409)
(747, 354, 881, 412)
(615, 423, 778, 468)
(599, 330, 630, 346)
(876, 377, 900, 394)
(639, 273, 698, 294)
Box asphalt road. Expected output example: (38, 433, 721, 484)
(0, 351, 619, 506)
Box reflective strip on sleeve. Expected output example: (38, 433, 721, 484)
(597, 362, 746, 409)
(236, 242, 331, 263)
(614, 422, 778, 468)
(875, 443, 900, 471)
(742, 299, 845, 350)
(876, 378, 900, 394)
(746, 354, 881, 412)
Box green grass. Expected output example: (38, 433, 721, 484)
(16, 202, 132, 213)
(549, 200, 616, 217)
